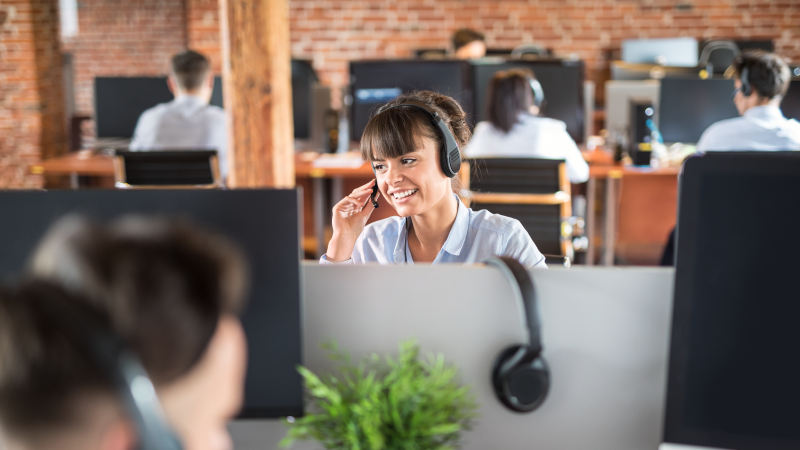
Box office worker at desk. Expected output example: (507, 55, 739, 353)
(464, 69, 590, 183)
(0, 217, 248, 450)
(322, 91, 546, 268)
(129, 50, 228, 180)
(697, 50, 800, 151)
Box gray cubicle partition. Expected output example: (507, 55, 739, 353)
(232, 264, 674, 450)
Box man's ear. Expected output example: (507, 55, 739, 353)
(167, 76, 177, 96)
(99, 419, 136, 450)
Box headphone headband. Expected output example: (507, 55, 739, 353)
(376, 101, 462, 178)
(484, 257, 542, 354)
(740, 66, 752, 97)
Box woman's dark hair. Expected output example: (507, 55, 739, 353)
(360, 91, 470, 193)
(733, 50, 791, 99)
(487, 68, 537, 133)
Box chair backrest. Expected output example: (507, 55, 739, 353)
(466, 158, 571, 257)
(114, 150, 220, 189)
(699, 40, 740, 74)
(468, 157, 563, 194)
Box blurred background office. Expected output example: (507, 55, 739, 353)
(2, 0, 799, 266)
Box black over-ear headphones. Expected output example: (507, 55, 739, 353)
(740, 66, 752, 97)
(29, 282, 184, 450)
(485, 256, 550, 413)
(367, 101, 463, 208)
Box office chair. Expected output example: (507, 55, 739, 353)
(113, 150, 221, 189)
(465, 158, 576, 259)
(698, 40, 740, 75)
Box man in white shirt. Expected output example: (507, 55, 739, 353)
(697, 50, 800, 152)
(129, 50, 228, 181)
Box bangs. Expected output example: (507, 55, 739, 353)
(360, 106, 439, 162)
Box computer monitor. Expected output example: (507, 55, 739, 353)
(605, 80, 660, 143)
(622, 37, 699, 67)
(780, 79, 800, 121)
(94, 76, 224, 139)
(349, 60, 473, 141)
(610, 61, 701, 81)
(472, 59, 585, 143)
(658, 78, 738, 143)
(291, 59, 319, 139)
(0, 189, 303, 418)
(665, 152, 800, 450)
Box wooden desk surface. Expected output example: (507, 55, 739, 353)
(31, 152, 114, 176)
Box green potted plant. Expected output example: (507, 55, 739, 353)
(281, 339, 478, 450)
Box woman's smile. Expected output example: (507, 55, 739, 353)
(391, 188, 419, 203)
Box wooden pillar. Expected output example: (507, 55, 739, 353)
(218, 0, 294, 188)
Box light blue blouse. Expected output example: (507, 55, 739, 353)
(321, 195, 547, 269)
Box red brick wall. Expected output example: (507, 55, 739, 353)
(0, 0, 66, 188)
(68, 0, 800, 117)
(62, 0, 187, 116)
(286, 0, 800, 106)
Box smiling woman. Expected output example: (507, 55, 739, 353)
(321, 90, 546, 268)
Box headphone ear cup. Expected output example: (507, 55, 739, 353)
(492, 345, 550, 413)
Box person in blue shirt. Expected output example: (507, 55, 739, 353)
(321, 90, 546, 268)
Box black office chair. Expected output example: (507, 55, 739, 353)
(113, 150, 221, 189)
(466, 158, 575, 258)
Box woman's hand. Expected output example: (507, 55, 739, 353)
(325, 179, 379, 262)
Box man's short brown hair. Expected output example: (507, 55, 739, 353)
(171, 49, 211, 91)
(733, 50, 791, 100)
(452, 28, 485, 51)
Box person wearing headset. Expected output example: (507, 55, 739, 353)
(464, 68, 589, 184)
(0, 217, 248, 450)
(322, 90, 546, 268)
(696, 50, 800, 152)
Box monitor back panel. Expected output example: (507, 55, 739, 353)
(666, 152, 800, 450)
(622, 37, 699, 67)
(94, 76, 224, 139)
(472, 60, 585, 143)
(0, 189, 303, 418)
(780, 79, 800, 122)
(658, 78, 738, 144)
(349, 60, 473, 141)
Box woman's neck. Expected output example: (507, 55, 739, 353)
(408, 191, 458, 262)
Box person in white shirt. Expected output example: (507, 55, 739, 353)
(322, 90, 546, 268)
(129, 50, 228, 181)
(697, 50, 800, 152)
(464, 68, 590, 183)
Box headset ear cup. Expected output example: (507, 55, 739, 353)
(492, 345, 550, 413)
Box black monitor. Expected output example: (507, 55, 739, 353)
(780, 80, 800, 121)
(472, 59, 585, 143)
(665, 152, 800, 450)
(658, 78, 739, 143)
(349, 60, 473, 141)
(94, 76, 224, 138)
(292, 59, 319, 139)
(0, 189, 303, 418)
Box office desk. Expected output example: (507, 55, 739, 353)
(586, 159, 679, 266)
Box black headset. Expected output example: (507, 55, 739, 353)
(485, 256, 550, 413)
(366, 101, 463, 208)
(737, 66, 752, 98)
(28, 282, 184, 450)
